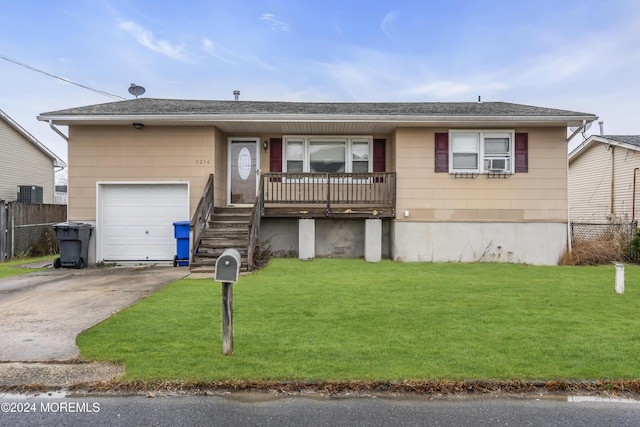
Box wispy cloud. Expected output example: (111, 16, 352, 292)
(201, 38, 277, 72)
(201, 38, 239, 65)
(119, 21, 189, 61)
(408, 80, 511, 99)
(260, 14, 289, 31)
(380, 11, 397, 38)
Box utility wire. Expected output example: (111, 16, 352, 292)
(0, 52, 127, 100)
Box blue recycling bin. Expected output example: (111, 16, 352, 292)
(173, 221, 191, 267)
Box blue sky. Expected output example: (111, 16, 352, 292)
(1, 0, 639, 162)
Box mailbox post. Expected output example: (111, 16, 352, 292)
(214, 249, 241, 356)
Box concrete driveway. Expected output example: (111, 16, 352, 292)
(0, 264, 189, 362)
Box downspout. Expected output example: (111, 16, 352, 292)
(610, 145, 615, 221)
(566, 120, 592, 254)
(48, 120, 68, 142)
(566, 138, 572, 253)
(633, 167, 639, 222)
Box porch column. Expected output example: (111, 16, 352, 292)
(299, 219, 315, 260)
(365, 219, 382, 263)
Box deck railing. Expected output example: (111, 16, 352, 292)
(261, 172, 396, 215)
(247, 177, 264, 271)
(190, 173, 214, 264)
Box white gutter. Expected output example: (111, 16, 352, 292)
(38, 113, 599, 125)
(48, 120, 68, 142)
(567, 119, 592, 143)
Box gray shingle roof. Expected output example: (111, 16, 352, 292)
(599, 135, 640, 147)
(40, 98, 595, 118)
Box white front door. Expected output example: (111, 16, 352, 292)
(228, 138, 259, 205)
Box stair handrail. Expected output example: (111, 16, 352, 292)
(247, 175, 264, 271)
(191, 174, 214, 265)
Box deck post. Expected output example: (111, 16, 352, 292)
(365, 219, 382, 262)
(299, 219, 315, 260)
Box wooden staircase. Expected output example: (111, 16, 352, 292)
(190, 207, 252, 273)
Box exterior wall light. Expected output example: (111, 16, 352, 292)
(263, 140, 268, 152)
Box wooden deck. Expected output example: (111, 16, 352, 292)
(189, 172, 396, 272)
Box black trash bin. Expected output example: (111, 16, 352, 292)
(53, 222, 93, 269)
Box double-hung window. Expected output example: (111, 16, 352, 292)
(286, 140, 304, 173)
(450, 131, 514, 173)
(283, 136, 372, 173)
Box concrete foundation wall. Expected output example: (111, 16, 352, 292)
(392, 221, 567, 265)
(259, 218, 391, 259)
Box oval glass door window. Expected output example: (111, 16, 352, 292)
(238, 147, 252, 181)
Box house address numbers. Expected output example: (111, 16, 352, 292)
(196, 159, 211, 165)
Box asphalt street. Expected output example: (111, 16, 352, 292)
(1, 393, 640, 427)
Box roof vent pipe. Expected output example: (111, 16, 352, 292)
(233, 90, 240, 101)
(599, 121, 604, 135)
(478, 95, 482, 103)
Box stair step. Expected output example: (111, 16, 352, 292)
(191, 206, 253, 273)
(199, 242, 248, 249)
(194, 251, 248, 259)
(209, 223, 249, 229)
(212, 211, 251, 216)
(190, 260, 249, 269)
(214, 208, 251, 213)
(189, 264, 249, 273)
(204, 227, 248, 233)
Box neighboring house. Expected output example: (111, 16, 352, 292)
(0, 108, 66, 204)
(569, 135, 640, 223)
(55, 185, 68, 205)
(38, 99, 597, 268)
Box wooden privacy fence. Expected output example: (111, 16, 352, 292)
(0, 201, 67, 261)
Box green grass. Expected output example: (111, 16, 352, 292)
(0, 255, 56, 278)
(77, 259, 640, 382)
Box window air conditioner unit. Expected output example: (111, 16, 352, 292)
(488, 158, 508, 171)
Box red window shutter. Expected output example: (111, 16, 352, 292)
(373, 139, 386, 172)
(434, 133, 449, 172)
(515, 133, 528, 173)
(269, 138, 282, 172)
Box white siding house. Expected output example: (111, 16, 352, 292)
(0, 109, 66, 204)
(569, 135, 640, 223)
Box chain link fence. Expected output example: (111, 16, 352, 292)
(13, 223, 59, 257)
(570, 222, 638, 263)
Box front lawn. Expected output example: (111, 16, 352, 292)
(0, 255, 55, 278)
(77, 259, 640, 382)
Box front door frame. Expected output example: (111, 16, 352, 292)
(227, 137, 260, 206)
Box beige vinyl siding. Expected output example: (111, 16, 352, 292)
(0, 119, 56, 203)
(394, 127, 568, 222)
(214, 128, 227, 207)
(67, 126, 217, 221)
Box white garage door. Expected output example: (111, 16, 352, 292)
(99, 183, 189, 262)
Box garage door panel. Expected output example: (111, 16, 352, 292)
(100, 184, 189, 261)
